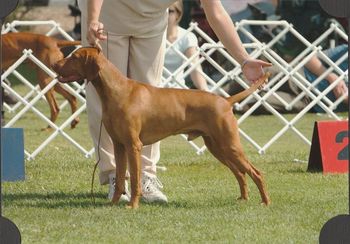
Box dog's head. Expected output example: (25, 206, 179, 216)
(52, 47, 103, 83)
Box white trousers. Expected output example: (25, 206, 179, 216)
(80, 7, 166, 185)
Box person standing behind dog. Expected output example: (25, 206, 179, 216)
(78, 0, 271, 203)
(164, 1, 208, 91)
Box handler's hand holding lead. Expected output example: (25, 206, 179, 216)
(87, 21, 107, 51)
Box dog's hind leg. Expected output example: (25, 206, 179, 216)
(234, 155, 270, 205)
(205, 115, 270, 205)
(243, 160, 271, 205)
(53, 82, 79, 128)
(225, 117, 270, 205)
(203, 136, 249, 201)
(224, 129, 270, 205)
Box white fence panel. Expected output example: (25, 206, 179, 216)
(1, 20, 348, 158)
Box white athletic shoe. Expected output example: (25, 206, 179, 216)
(141, 172, 168, 203)
(108, 173, 130, 202)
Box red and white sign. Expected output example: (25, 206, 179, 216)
(307, 120, 348, 174)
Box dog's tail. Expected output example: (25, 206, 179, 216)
(226, 72, 270, 106)
(56, 39, 81, 48)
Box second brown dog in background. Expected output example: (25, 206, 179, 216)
(2, 32, 81, 130)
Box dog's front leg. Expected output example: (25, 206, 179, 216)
(126, 139, 143, 209)
(111, 142, 127, 205)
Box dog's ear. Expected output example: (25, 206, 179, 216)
(85, 54, 101, 81)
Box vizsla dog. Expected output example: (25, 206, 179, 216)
(53, 47, 271, 209)
(2, 32, 81, 130)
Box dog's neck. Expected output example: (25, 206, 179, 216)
(91, 60, 133, 108)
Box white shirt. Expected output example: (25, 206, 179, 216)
(163, 27, 199, 87)
(221, 0, 269, 15)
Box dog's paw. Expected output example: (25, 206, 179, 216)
(261, 199, 271, 206)
(111, 194, 122, 204)
(126, 203, 139, 209)
(236, 196, 249, 201)
(70, 117, 80, 129)
(41, 126, 53, 132)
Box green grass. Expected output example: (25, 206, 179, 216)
(2, 77, 348, 243)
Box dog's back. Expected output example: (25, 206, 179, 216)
(2, 32, 80, 69)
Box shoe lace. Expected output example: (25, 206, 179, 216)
(109, 177, 129, 195)
(110, 177, 115, 188)
(142, 175, 163, 192)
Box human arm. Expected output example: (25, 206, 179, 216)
(86, 0, 107, 47)
(185, 46, 209, 91)
(306, 55, 348, 102)
(200, 0, 272, 83)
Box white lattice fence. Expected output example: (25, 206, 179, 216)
(237, 20, 347, 153)
(1, 21, 91, 160)
(161, 20, 348, 154)
(1, 20, 348, 159)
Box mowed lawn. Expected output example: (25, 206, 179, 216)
(1, 80, 348, 243)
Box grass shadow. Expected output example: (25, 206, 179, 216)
(155, 197, 248, 209)
(285, 168, 308, 173)
(3, 191, 246, 210)
(3, 191, 112, 209)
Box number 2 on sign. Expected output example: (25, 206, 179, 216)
(335, 130, 349, 160)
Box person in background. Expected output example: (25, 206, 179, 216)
(221, 0, 277, 45)
(304, 44, 348, 112)
(164, 0, 208, 91)
(234, 44, 348, 114)
(227, 0, 347, 114)
(274, 0, 348, 113)
(78, 0, 271, 204)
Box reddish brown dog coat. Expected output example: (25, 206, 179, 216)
(2, 32, 81, 129)
(53, 47, 271, 209)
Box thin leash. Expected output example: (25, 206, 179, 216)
(90, 30, 109, 205)
(90, 120, 103, 205)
